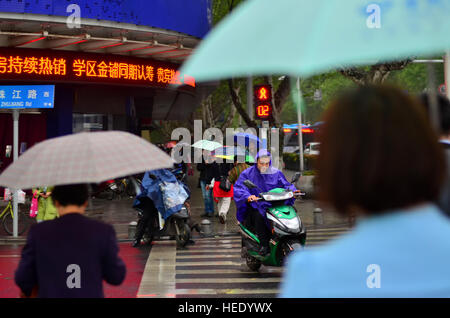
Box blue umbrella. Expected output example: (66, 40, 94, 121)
(212, 146, 247, 157)
(234, 132, 261, 148)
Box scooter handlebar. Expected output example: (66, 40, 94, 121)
(247, 197, 262, 203)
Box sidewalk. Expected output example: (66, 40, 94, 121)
(0, 168, 350, 244)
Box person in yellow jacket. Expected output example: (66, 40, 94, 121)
(32, 186, 58, 222)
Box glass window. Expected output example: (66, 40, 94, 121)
(73, 113, 107, 133)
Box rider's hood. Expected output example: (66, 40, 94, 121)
(256, 149, 277, 174)
(255, 149, 272, 162)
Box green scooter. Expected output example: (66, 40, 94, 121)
(239, 173, 307, 271)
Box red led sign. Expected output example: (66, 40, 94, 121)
(256, 104, 271, 118)
(0, 48, 195, 89)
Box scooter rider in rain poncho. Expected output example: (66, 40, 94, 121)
(233, 149, 300, 256)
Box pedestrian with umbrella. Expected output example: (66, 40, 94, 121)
(234, 132, 260, 162)
(0, 131, 173, 298)
(192, 140, 222, 217)
(228, 155, 251, 185)
(16, 183, 126, 298)
(196, 150, 219, 217)
(281, 85, 450, 297)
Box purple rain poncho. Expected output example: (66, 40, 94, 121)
(233, 150, 297, 224)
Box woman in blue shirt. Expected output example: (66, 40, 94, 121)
(280, 85, 450, 298)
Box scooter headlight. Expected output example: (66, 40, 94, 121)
(281, 216, 300, 231)
(262, 192, 294, 201)
(267, 214, 300, 233)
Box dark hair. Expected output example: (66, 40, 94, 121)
(317, 85, 445, 215)
(51, 184, 89, 207)
(418, 93, 450, 135)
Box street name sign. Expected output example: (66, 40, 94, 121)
(0, 85, 55, 109)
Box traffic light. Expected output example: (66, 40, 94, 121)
(254, 84, 273, 122)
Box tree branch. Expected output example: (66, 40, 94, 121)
(340, 59, 413, 85)
(339, 68, 367, 85)
(220, 103, 237, 131)
(273, 76, 291, 124)
(227, 79, 257, 128)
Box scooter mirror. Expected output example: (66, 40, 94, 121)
(291, 172, 301, 184)
(243, 180, 258, 189)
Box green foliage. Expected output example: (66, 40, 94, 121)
(387, 62, 445, 94)
(282, 152, 317, 171)
(212, 0, 246, 26)
(302, 170, 316, 176)
(281, 72, 355, 124)
(281, 60, 446, 125)
(150, 129, 165, 144)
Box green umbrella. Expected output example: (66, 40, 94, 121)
(181, 0, 450, 81)
(191, 139, 222, 152)
(214, 154, 255, 163)
(246, 155, 255, 164)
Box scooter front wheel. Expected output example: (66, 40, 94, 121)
(278, 240, 303, 265)
(246, 256, 262, 272)
(174, 220, 191, 248)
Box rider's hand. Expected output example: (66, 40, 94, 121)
(247, 195, 258, 203)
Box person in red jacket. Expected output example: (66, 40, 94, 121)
(212, 162, 234, 224)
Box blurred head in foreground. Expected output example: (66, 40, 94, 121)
(317, 85, 445, 216)
(52, 183, 89, 214)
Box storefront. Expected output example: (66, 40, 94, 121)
(0, 0, 214, 172)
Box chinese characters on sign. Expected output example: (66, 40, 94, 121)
(0, 85, 55, 109)
(71, 59, 182, 84)
(0, 56, 67, 76)
(0, 50, 194, 88)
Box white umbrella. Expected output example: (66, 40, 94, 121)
(191, 139, 222, 152)
(0, 131, 174, 189)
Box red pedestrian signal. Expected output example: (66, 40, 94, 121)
(258, 87, 269, 100)
(254, 85, 273, 121)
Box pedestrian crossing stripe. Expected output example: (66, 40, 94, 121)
(136, 226, 351, 298)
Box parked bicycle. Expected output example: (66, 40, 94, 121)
(0, 196, 33, 235)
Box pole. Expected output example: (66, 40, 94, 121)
(247, 76, 253, 121)
(427, 63, 440, 135)
(296, 78, 304, 172)
(445, 51, 450, 100)
(12, 109, 19, 237)
(262, 120, 269, 150)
